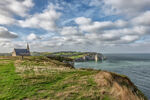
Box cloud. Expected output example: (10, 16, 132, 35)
(0, 0, 34, 25)
(120, 35, 139, 43)
(132, 11, 150, 26)
(1, 0, 150, 53)
(0, 0, 34, 16)
(75, 17, 128, 33)
(104, 26, 150, 36)
(0, 15, 16, 25)
(89, 0, 103, 7)
(73, 16, 150, 45)
(89, 0, 150, 17)
(75, 17, 92, 25)
(87, 26, 149, 43)
(27, 33, 41, 41)
(0, 27, 18, 39)
(18, 4, 61, 31)
(103, 0, 150, 16)
(60, 26, 82, 36)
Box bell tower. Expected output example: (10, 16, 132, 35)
(27, 43, 30, 51)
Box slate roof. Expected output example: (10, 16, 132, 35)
(14, 49, 30, 56)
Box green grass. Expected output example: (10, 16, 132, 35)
(0, 56, 147, 100)
(31, 52, 52, 56)
(0, 60, 22, 99)
(69, 54, 85, 59)
(54, 52, 83, 56)
(49, 52, 87, 59)
(0, 58, 113, 100)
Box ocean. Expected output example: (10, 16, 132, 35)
(74, 54, 150, 99)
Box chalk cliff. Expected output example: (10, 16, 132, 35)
(74, 52, 105, 62)
(93, 70, 147, 100)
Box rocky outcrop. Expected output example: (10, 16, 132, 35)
(94, 71, 148, 100)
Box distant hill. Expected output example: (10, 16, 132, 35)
(0, 52, 51, 56)
(31, 52, 52, 56)
(0, 53, 11, 56)
(0, 51, 105, 61)
(6, 51, 105, 62)
(48, 51, 106, 61)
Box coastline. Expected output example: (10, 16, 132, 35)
(0, 56, 148, 100)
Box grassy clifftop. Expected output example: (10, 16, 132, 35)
(31, 51, 104, 60)
(31, 51, 88, 59)
(0, 56, 147, 100)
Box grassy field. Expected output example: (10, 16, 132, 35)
(0, 57, 112, 100)
(49, 52, 87, 60)
(0, 56, 147, 100)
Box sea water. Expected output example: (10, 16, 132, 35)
(74, 54, 150, 99)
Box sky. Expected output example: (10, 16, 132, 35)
(0, 0, 150, 53)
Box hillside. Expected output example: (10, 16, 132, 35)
(48, 51, 106, 61)
(0, 53, 11, 56)
(0, 51, 106, 62)
(0, 56, 147, 100)
(31, 51, 89, 58)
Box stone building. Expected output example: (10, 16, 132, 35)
(12, 43, 30, 56)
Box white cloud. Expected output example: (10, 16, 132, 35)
(104, 26, 150, 36)
(89, 0, 150, 17)
(75, 17, 128, 33)
(75, 17, 92, 25)
(27, 33, 41, 41)
(103, 0, 150, 16)
(101, 33, 120, 41)
(132, 11, 150, 26)
(115, 20, 128, 27)
(0, 0, 34, 25)
(120, 35, 139, 43)
(0, 27, 18, 39)
(121, 35, 139, 43)
(73, 16, 150, 45)
(0, 14, 16, 25)
(60, 26, 82, 36)
(1, 0, 150, 53)
(6, 0, 34, 17)
(18, 14, 150, 52)
(18, 4, 61, 31)
(79, 21, 114, 32)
